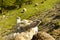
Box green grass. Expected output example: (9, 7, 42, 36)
(0, 0, 59, 36)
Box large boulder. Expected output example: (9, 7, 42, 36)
(14, 20, 40, 40)
(15, 27, 38, 40)
(32, 31, 55, 40)
(6, 19, 41, 40)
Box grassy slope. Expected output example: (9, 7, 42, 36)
(0, 0, 58, 35)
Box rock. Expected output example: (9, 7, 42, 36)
(23, 8, 27, 12)
(16, 17, 21, 24)
(14, 20, 40, 40)
(35, 3, 38, 6)
(2, 15, 5, 19)
(15, 19, 40, 33)
(21, 8, 27, 13)
(50, 29, 60, 40)
(15, 27, 38, 40)
(6, 19, 41, 40)
(32, 31, 55, 40)
(21, 19, 33, 26)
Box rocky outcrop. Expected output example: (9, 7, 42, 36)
(50, 28, 60, 40)
(32, 31, 55, 40)
(6, 19, 41, 40)
(15, 27, 38, 40)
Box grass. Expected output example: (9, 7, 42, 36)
(0, 0, 59, 37)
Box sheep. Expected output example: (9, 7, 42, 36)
(22, 19, 33, 26)
(6, 33, 15, 40)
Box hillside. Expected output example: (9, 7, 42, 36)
(0, 0, 60, 40)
